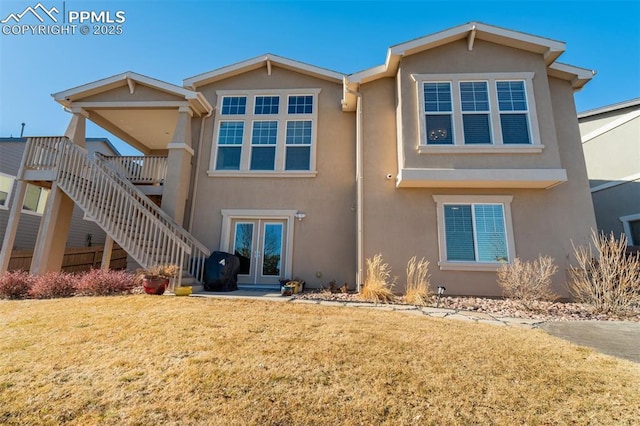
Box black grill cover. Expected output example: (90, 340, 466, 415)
(203, 251, 240, 292)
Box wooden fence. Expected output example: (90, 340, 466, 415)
(7, 245, 128, 273)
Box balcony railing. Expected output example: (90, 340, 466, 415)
(95, 153, 168, 185)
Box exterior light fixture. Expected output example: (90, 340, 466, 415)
(436, 286, 446, 307)
(294, 212, 306, 222)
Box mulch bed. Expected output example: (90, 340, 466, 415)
(293, 292, 640, 322)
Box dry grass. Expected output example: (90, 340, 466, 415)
(360, 253, 395, 303)
(1, 296, 640, 425)
(497, 256, 558, 307)
(405, 256, 431, 306)
(570, 231, 640, 314)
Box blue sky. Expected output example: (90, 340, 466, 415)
(1, 0, 639, 155)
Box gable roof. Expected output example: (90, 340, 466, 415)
(348, 21, 593, 88)
(53, 71, 212, 116)
(183, 54, 345, 89)
(341, 21, 594, 110)
(578, 97, 640, 119)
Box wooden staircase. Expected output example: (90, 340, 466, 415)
(21, 137, 210, 289)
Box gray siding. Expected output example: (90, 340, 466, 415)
(0, 139, 117, 250)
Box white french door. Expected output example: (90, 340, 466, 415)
(230, 219, 287, 285)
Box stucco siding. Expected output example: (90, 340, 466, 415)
(398, 39, 562, 171)
(359, 71, 595, 297)
(189, 65, 356, 288)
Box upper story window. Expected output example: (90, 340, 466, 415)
(254, 96, 280, 115)
(210, 89, 320, 176)
(221, 96, 247, 115)
(496, 81, 530, 144)
(415, 73, 541, 153)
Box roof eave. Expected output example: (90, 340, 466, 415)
(52, 71, 213, 116)
(547, 62, 596, 91)
(184, 54, 345, 89)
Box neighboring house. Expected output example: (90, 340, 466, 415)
(0, 22, 597, 296)
(578, 99, 640, 246)
(0, 137, 121, 249)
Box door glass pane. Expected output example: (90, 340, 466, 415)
(262, 223, 282, 276)
(233, 223, 253, 275)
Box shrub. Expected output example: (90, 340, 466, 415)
(497, 256, 557, 306)
(405, 256, 431, 306)
(0, 271, 35, 299)
(76, 269, 137, 296)
(29, 272, 78, 299)
(569, 231, 640, 315)
(360, 254, 395, 303)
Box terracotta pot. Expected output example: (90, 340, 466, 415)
(142, 276, 169, 295)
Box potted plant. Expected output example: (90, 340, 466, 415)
(136, 264, 180, 295)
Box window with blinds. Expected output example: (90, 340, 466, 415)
(444, 203, 508, 262)
(497, 81, 531, 144)
(416, 73, 537, 148)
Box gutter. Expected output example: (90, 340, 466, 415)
(188, 108, 214, 232)
(347, 88, 364, 292)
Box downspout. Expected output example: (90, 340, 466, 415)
(348, 89, 364, 292)
(188, 108, 213, 233)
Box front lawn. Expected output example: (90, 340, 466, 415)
(1, 296, 638, 425)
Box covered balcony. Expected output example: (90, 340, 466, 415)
(52, 71, 213, 224)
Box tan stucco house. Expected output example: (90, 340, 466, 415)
(0, 22, 597, 296)
(579, 98, 640, 246)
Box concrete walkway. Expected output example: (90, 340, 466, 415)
(191, 291, 639, 363)
(540, 321, 640, 363)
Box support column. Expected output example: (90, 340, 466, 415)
(29, 112, 86, 275)
(161, 107, 193, 225)
(0, 180, 28, 274)
(30, 182, 75, 274)
(101, 235, 114, 271)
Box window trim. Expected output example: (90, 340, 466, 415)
(21, 184, 50, 216)
(0, 172, 15, 210)
(414, 72, 542, 154)
(209, 88, 321, 177)
(433, 195, 516, 271)
(620, 213, 640, 246)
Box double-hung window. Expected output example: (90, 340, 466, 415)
(415, 73, 540, 151)
(460, 81, 491, 144)
(211, 89, 320, 176)
(497, 81, 530, 144)
(424, 82, 453, 144)
(433, 195, 516, 270)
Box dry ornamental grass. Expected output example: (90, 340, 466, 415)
(1, 296, 639, 425)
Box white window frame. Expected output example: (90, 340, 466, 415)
(414, 72, 543, 154)
(433, 195, 516, 271)
(620, 213, 640, 246)
(220, 209, 297, 280)
(0, 172, 15, 210)
(209, 88, 321, 177)
(21, 183, 50, 216)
